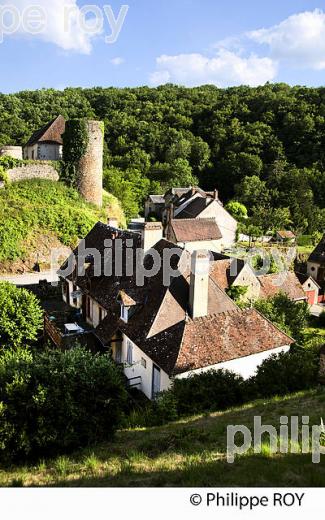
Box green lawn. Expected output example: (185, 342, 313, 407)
(1, 387, 325, 487)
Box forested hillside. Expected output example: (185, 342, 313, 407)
(1, 84, 325, 231)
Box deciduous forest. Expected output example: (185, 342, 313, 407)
(1, 83, 324, 232)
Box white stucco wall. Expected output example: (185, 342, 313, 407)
(175, 345, 290, 381)
(307, 261, 320, 280)
(232, 264, 261, 301)
(199, 200, 237, 247)
(24, 144, 38, 160)
(118, 335, 170, 399)
(24, 143, 62, 161)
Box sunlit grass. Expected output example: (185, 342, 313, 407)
(1, 387, 325, 487)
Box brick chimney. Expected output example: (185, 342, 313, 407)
(141, 222, 163, 252)
(189, 250, 210, 319)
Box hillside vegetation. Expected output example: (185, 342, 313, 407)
(0, 387, 324, 487)
(0, 179, 125, 271)
(0, 85, 325, 230)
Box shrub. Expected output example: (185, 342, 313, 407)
(0, 347, 127, 461)
(0, 282, 43, 349)
(319, 311, 325, 327)
(246, 348, 320, 399)
(172, 369, 245, 416)
(254, 293, 309, 341)
(149, 391, 179, 425)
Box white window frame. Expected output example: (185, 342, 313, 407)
(121, 304, 129, 323)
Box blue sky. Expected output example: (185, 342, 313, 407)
(1, 0, 325, 93)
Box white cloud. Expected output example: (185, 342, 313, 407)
(150, 49, 277, 87)
(110, 57, 124, 66)
(0, 0, 101, 54)
(248, 9, 325, 70)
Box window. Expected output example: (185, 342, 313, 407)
(121, 304, 129, 323)
(115, 344, 122, 364)
(127, 341, 133, 365)
(86, 297, 92, 319)
(72, 284, 78, 305)
(311, 267, 315, 271)
(141, 357, 147, 369)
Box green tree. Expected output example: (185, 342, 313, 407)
(254, 293, 309, 342)
(0, 282, 43, 349)
(0, 347, 127, 460)
(225, 201, 248, 221)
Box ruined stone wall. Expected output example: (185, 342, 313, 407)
(0, 146, 23, 160)
(76, 121, 103, 207)
(6, 163, 59, 183)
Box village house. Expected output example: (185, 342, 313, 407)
(296, 273, 321, 306)
(145, 186, 238, 250)
(166, 218, 224, 253)
(47, 222, 294, 400)
(275, 230, 296, 244)
(209, 255, 307, 304)
(23, 115, 65, 161)
(307, 233, 325, 303)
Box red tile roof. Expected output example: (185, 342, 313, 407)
(173, 309, 294, 375)
(171, 218, 222, 243)
(61, 222, 295, 377)
(26, 115, 65, 146)
(258, 272, 306, 301)
(277, 230, 296, 239)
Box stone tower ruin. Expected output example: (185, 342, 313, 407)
(76, 120, 103, 207)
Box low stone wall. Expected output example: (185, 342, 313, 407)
(6, 162, 59, 183)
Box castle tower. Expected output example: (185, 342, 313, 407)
(76, 120, 103, 207)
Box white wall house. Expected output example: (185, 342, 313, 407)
(112, 335, 170, 399)
(24, 143, 62, 161)
(197, 199, 237, 248)
(110, 334, 290, 399)
(175, 345, 290, 382)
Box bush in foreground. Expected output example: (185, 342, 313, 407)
(246, 347, 320, 399)
(0, 347, 127, 461)
(0, 282, 43, 349)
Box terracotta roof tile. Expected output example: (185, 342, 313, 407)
(277, 230, 296, 239)
(258, 272, 306, 301)
(171, 218, 222, 242)
(26, 115, 65, 146)
(173, 309, 294, 375)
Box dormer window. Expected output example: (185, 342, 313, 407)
(118, 290, 137, 324)
(120, 304, 129, 323)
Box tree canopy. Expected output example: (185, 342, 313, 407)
(1, 84, 325, 229)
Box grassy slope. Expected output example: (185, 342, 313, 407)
(1, 387, 325, 487)
(0, 179, 125, 269)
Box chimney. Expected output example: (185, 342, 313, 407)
(141, 222, 163, 253)
(214, 189, 218, 200)
(189, 250, 210, 319)
(107, 217, 119, 228)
